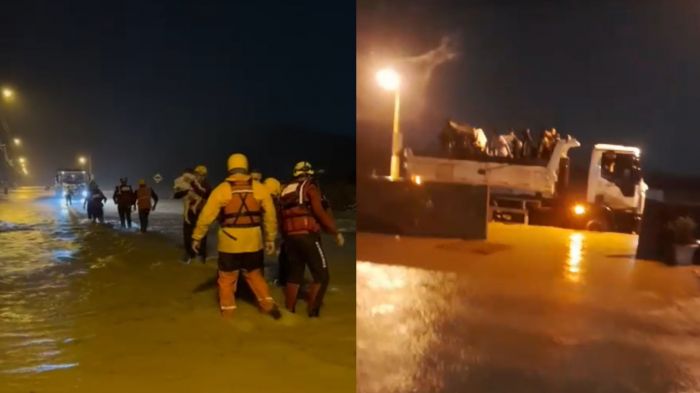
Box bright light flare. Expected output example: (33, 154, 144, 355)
(78, 156, 87, 165)
(13, 138, 21, 146)
(2, 87, 14, 100)
(572, 204, 586, 216)
(412, 175, 422, 185)
(376, 68, 400, 91)
(18, 157, 26, 164)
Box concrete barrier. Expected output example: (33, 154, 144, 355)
(636, 198, 700, 264)
(357, 177, 488, 239)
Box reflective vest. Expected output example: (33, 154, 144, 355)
(280, 179, 319, 234)
(136, 186, 152, 210)
(219, 179, 262, 228)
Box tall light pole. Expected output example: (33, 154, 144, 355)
(376, 68, 402, 181)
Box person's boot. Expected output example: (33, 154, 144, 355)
(284, 283, 301, 313)
(305, 282, 322, 318)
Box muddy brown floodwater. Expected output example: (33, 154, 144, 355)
(0, 187, 355, 393)
(358, 223, 700, 393)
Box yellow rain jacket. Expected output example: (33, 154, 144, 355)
(193, 174, 277, 254)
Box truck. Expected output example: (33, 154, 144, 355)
(404, 136, 647, 233)
(55, 169, 90, 199)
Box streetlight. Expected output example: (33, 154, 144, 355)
(78, 155, 93, 180)
(2, 87, 14, 101)
(18, 157, 26, 164)
(13, 138, 20, 146)
(376, 67, 402, 181)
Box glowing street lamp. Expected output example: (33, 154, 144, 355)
(376, 68, 402, 181)
(78, 155, 93, 180)
(2, 87, 14, 100)
(13, 138, 21, 146)
(18, 157, 26, 164)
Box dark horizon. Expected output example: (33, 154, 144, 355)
(0, 0, 355, 186)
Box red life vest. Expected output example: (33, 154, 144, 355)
(136, 186, 152, 210)
(219, 179, 262, 228)
(280, 179, 319, 235)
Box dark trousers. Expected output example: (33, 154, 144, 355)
(183, 220, 207, 258)
(285, 233, 329, 305)
(276, 242, 289, 286)
(88, 203, 104, 223)
(65, 195, 72, 206)
(138, 208, 151, 233)
(118, 205, 132, 228)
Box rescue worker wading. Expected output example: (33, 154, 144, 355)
(135, 179, 159, 233)
(84, 181, 107, 224)
(281, 161, 344, 317)
(174, 165, 211, 263)
(192, 153, 281, 319)
(113, 177, 136, 228)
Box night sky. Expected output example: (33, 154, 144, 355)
(0, 0, 355, 186)
(358, 0, 700, 176)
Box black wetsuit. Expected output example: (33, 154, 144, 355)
(113, 184, 135, 228)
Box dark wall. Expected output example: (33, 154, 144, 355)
(358, 177, 488, 239)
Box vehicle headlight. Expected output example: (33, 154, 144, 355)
(572, 204, 586, 216)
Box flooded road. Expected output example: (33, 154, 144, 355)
(357, 224, 700, 393)
(0, 187, 355, 393)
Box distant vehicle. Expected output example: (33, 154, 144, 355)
(405, 136, 646, 233)
(55, 169, 90, 199)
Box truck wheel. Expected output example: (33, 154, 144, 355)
(586, 219, 608, 232)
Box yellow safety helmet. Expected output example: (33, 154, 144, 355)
(263, 177, 282, 197)
(227, 153, 249, 174)
(194, 165, 208, 176)
(250, 169, 263, 182)
(293, 161, 314, 177)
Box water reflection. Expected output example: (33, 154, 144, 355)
(565, 232, 584, 283)
(3, 363, 78, 374)
(357, 261, 458, 393)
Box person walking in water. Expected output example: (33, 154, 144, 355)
(113, 177, 136, 228)
(280, 161, 344, 317)
(64, 187, 74, 207)
(135, 179, 159, 233)
(84, 181, 107, 224)
(174, 165, 211, 263)
(192, 153, 281, 319)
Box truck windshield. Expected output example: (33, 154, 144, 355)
(600, 152, 641, 197)
(58, 172, 88, 185)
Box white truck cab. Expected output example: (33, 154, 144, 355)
(587, 144, 647, 218)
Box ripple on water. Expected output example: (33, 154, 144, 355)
(2, 363, 79, 374)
